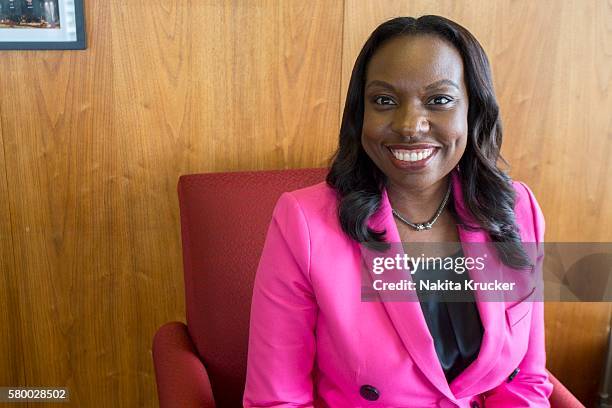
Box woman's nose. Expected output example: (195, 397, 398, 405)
(391, 106, 430, 137)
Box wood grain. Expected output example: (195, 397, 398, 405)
(0, 0, 342, 406)
(0, 71, 27, 405)
(545, 302, 611, 405)
(0, 1, 114, 406)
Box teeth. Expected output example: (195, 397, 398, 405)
(390, 148, 434, 162)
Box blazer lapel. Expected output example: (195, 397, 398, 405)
(362, 182, 454, 400)
(361, 169, 505, 400)
(449, 231, 505, 397)
(447, 170, 506, 397)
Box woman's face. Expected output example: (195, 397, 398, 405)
(361, 34, 469, 192)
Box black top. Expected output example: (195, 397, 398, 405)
(411, 248, 484, 383)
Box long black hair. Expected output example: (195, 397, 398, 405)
(326, 15, 532, 269)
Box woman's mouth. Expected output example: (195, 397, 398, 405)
(386, 145, 439, 169)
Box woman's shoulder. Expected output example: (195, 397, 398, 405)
(287, 181, 339, 206)
(272, 181, 341, 233)
(510, 179, 545, 242)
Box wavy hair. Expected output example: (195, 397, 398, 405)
(326, 15, 532, 269)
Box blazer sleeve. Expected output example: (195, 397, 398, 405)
(483, 182, 553, 407)
(243, 192, 318, 408)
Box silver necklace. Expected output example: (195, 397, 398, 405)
(391, 181, 452, 231)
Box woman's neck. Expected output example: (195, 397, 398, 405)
(387, 176, 451, 224)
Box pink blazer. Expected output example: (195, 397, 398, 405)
(243, 169, 553, 407)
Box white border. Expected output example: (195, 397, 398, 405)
(0, 0, 77, 42)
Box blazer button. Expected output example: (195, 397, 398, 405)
(507, 367, 520, 382)
(359, 384, 379, 401)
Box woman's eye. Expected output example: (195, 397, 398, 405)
(428, 96, 453, 105)
(373, 96, 396, 106)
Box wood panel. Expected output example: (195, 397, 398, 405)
(0, 1, 113, 406)
(342, 1, 611, 405)
(545, 302, 611, 405)
(0, 1, 342, 406)
(0, 71, 27, 405)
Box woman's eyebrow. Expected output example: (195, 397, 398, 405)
(424, 79, 460, 91)
(365, 80, 395, 91)
(365, 79, 460, 92)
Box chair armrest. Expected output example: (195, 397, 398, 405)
(547, 369, 584, 408)
(153, 321, 215, 408)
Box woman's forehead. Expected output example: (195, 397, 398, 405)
(366, 35, 465, 90)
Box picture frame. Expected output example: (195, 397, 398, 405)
(0, 0, 86, 50)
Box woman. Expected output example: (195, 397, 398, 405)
(244, 15, 552, 407)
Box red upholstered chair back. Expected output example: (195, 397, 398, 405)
(178, 168, 328, 407)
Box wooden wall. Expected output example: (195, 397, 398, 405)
(0, 1, 609, 406)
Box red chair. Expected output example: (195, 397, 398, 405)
(152, 168, 584, 408)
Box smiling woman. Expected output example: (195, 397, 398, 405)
(328, 17, 530, 267)
(362, 37, 468, 183)
(244, 15, 553, 407)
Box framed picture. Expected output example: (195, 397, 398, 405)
(0, 0, 86, 50)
